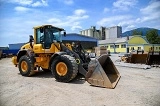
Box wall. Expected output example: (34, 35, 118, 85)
(100, 43, 160, 53)
(128, 44, 160, 52)
(144, 44, 160, 52)
(128, 45, 144, 52)
(2, 49, 19, 55)
(9, 43, 25, 50)
(100, 43, 127, 53)
(115, 43, 127, 53)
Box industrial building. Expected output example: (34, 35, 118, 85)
(80, 26, 101, 39)
(105, 26, 122, 39)
(80, 26, 122, 40)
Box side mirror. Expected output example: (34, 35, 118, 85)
(29, 35, 34, 48)
(64, 31, 66, 37)
(29, 35, 34, 42)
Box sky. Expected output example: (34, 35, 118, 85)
(0, 0, 160, 46)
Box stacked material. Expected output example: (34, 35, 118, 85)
(95, 46, 107, 57)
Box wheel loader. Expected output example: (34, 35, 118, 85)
(12, 25, 120, 89)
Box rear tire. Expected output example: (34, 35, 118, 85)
(18, 55, 35, 76)
(51, 55, 78, 82)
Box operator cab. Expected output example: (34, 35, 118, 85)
(34, 25, 65, 49)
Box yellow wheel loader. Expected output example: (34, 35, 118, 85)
(12, 25, 120, 89)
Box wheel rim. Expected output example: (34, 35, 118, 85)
(56, 62, 67, 76)
(21, 61, 28, 72)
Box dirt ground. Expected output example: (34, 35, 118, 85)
(0, 56, 160, 106)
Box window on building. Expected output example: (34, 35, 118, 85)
(121, 44, 126, 48)
(103, 46, 107, 49)
(110, 45, 114, 49)
(138, 47, 141, 50)
(131, 47, 136, 52)
(131, 47, 134, 50)
(159, 47, 160, 50)
(156, 47, 158, 50)
(115, 45, 119, 48)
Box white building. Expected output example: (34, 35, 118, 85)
(80, 26, 122, 40)
(80, 26, 101, 39)
(105, 26, 122, 39)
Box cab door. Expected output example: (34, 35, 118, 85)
(33, 28, 45, 53)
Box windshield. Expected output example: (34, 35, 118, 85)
(45, 27, 62, 42)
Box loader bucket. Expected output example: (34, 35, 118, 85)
(130, 53, 148, 64)
(86, 54, 120, 89)
(146, 52, 160, 65)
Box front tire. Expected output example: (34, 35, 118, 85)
(51, 55, 78, 82)
(18, 55, 35, 76)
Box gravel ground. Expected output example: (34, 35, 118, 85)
(0, 56, 160, 106)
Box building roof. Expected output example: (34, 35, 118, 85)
(62, 33, 98, 42)
(99, 36, 132, 44)
(128, 35, 149, 44)
(99, 36, 135, 45)
(115, 38, 127, 43)
(99, 38, 122, 44)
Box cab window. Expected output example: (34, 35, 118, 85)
(36, 29, 44, 44)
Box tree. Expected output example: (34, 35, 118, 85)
(132, 29, 142, 36)
(146, 29, 160, 44)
